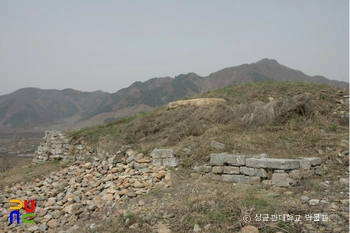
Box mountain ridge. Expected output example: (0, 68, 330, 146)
(0, 58, 348, 131)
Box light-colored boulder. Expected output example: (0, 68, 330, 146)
(167, 98, 226, 110)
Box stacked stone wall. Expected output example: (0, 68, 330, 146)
(195, 153, 323, 187)
(32, 131, 95, 164)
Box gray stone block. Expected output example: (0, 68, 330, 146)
(212, 166, 223, 174)
(210, 153, 226, 165)
(210, 154, 248, 166)
(152, 158, 163, 167)
(150, 149, 174, 159)
(246, 158, 300, 169)
(162, 157, 179, 167)
(126, 155, 135, 164)
(299, 160, 311, 170)
(223, 166, 240, 174)
(240, 167, 256, 176)
(197, 165, 211, 173)
(221, 175, 244, 183)
(303, 157, 321, 166)
(211, 141, 225, 150)
(271, 173, 292, 187)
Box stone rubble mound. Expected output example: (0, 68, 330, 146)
(0, 149, 172, 232)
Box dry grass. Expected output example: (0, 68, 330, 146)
(69, 81, 348, 168)
(0, 159, 73, 189)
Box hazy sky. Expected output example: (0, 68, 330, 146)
(0, 0, 349, 95)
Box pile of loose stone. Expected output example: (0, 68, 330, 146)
(0, 149, 173, 233)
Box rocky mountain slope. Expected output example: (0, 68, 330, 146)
(0, 59, 348, 131)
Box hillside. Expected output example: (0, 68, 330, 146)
(0, 59, 348, 131)
(69, 81, 349, 165)
(0, 81, 349, 232)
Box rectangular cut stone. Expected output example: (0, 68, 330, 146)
(212, 166, 223, 174)
(161, 157, 178, 167)
(152, 158, 163, 167)
(240, 167, 256, 176)
(224, 154, 248, 166)
(223, 166, 240, 174)
(221, 175, 244, 183)
(210, 154, 226, 165)
(299, 160, 311, 170)
(271, 173, 292, 187)
(240, 167, 267, 178)
(210, 154, 248, 166)
(197, 166, 211, 173)
(246, 158, 300, 169)
(302, 157, 321, 166)
(150, 149, 174, 159)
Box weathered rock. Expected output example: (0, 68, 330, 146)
(223, 166, 240, 174)
(47, 219, 59, 229)
(167, 98, 226, 110)
(314, 166, 326, 176)
(309, 199, 320, 206)
(212, 166, 223, 174)
(210, 154, 248, 166)
(193, 223, 202, 232)
(271, 173, 292, 187)
(240, 167, 267, 177)
(211, 141, 225, 150)
(339, 177, 349, 186)
(246, 158, 300, 169)
(300, 196, 309, 203)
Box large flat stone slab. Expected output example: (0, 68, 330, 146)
(210, 154, 249, 166)
(245, 158, 300, 169)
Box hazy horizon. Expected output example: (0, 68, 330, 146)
(0, 0, 349, 95)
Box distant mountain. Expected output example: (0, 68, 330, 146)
(0, 88, 109, 130)
(0, 59, 348, 131)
